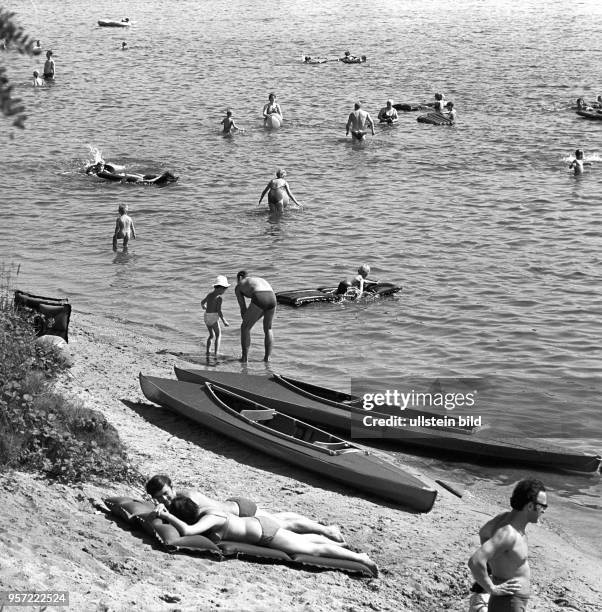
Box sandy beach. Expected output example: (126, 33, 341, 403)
(1, 312, 600, 612)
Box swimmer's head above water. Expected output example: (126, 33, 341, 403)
(358, 263, 370, 277)
(574, 149, 584, 159)
(276, 168, 286, 178)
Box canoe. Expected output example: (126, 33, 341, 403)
(173, 368, 602, 474)
(276, 282, 401, 307)
(98, 19, 130, 27)
(576, 109, 602, 120)
(139, 374, 437, 512)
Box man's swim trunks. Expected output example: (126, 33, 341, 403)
(251, 290, 276, 311)
(487, 594, 529, 612)
(255, 515, 280, 546)
(226, 496, 257, 517)
(204, 312, 220, 326)
(351, 130, 366, 140)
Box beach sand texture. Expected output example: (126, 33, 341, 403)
(0, 314, 600, 612)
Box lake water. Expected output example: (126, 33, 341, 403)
(1, 0, 600, 553)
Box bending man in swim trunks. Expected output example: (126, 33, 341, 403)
(155, 496, 378, 576)
(145, 474, 344, 542)
(235, 271, 276, 362)
(258, 168, 302, 214)
(346, 102, 375, 141)
(468, 478, 547, 612)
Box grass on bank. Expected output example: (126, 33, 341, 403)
(0, 265, 139, 483)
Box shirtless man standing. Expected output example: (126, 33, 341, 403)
(468, 478, 547, 612)
(235, 271, 276, 362)
(43, 50, 55, 81)
(346, 101, 375, 141)
(145, 474, 344, 542)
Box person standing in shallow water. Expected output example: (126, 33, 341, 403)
(262, 92, 282, 126)
(43, 50, 55, 80)
(112, 204, 136, 252)
(258, 168, 302, 214)
(468, 478, 547, 612)
(235, 270, 276, 362)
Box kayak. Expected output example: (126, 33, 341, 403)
(139, 374, 437, 512)
(576, 109, 602, 120)
(173, 368, 602, 474)
(417, 112, 453, 126)
(276, 282, 401, 307)
(98, 19, 130, 27)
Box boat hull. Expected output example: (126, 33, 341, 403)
(173, 368, 601, 474)
(140, 374, 437, 512)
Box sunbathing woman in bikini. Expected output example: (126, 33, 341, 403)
(155, 495, 378, 577)
(258, 168, 302, 214)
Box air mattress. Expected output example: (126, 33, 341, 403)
(417, 112, 453, 126)
(98, 19, 130, 27)
(576, 109, 602, 121)
(276, 282, 401, 307)
(393, 103, 430, 112)
(14, 290, 71, 342)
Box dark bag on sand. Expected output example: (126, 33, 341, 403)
(14, 290, 72, 342)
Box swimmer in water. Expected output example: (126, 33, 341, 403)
(32, 70, 45, 87)
(112, 204, 136, 252)
(221, 109, 242, 134)
(433, 92, 447, 112)
(43, 50, 55, 81)
(346, 102, 375, 141)
(444, 101, 457, 123)
(32, 40, 42, 55)
(378, 99, 398, 123)
(335, 264, 375, 298)
(568, 149, 592, 175)
(121, 41, 128, 50)
(262, 92, 283, 126)
(87, 161, 178, 185)
(258, 169, 302, 214)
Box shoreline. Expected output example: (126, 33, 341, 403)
(1, 312, 600, 611)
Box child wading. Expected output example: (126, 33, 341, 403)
(201, 276, 230, 356)
(112, 204, 136, 251)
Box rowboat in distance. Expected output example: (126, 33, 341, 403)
(139, 374, 438, 513)
(173, 368, 602, 474)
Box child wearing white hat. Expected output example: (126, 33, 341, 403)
(200, 275, 230, 356)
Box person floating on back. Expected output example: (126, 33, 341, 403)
(112, 204, 136, 252)
(201, 276, 230, 356)
(32, 70, 45, 87)
(568, 149, 592, 175)
(221, 109, 242, 134)
(346, 101, 375, 141)
(43, 50, 55, 81)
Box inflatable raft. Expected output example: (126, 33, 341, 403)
(576, 109, 602, 120)
(417, 111, 453, 126)
(393, 103, 430, 112)
(98, 19, 130, 27)
(276, 282, 401, 307)
(14, 290, 71, 342)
